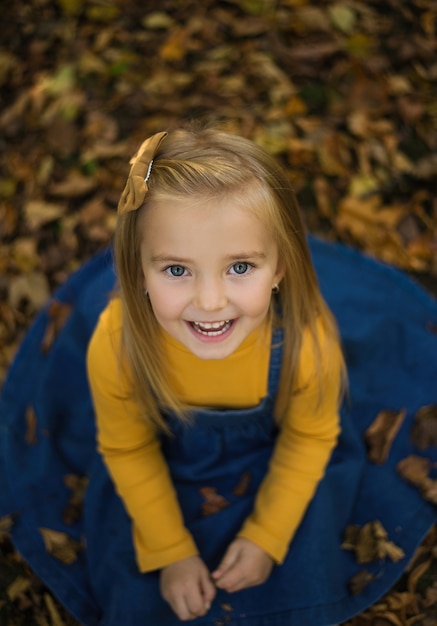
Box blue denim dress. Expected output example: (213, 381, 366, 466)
(1, 237, 437, 626)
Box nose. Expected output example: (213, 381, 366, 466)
(193, 276, 228, 312)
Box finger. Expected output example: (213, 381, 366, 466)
(185, 581, 212, 618)
(200, 570, 216, 609)
(214, 565, 246, 592)
(163, 585, 203, 621)
(172, 595, 193, 622)
(212, 544, 240, 579)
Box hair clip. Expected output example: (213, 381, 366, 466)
(118, 131, 168, 215)
(144, 159, 154, 183)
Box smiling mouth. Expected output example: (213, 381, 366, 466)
(190, 320, 232, 336)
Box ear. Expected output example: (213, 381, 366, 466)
(273, 262, 285, 287)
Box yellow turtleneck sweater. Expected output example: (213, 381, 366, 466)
(86, 298, 341, 573)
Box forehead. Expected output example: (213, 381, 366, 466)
(139, 196, 277, 255)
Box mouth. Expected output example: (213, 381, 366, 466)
(189, 320, 233, 337)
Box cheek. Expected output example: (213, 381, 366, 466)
(240, 283, 273, 317)
(147, 285, 186, 321)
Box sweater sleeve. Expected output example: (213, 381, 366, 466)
(86, 302, 198, 573)
(238, 324, 342, 563)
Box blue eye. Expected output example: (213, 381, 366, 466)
(166, 265, 186, 277)
(231, 262, 250, 275)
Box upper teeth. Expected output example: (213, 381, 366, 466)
(191, 320, 232, 336)
(193, 321, 229, 330)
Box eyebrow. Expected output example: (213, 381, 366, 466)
(150, 251, 267, 265)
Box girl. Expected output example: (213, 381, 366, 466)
(86, 127, 345, 622)
(2, 125, 437, 626)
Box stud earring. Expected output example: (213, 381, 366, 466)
(272, 284, 280, 294)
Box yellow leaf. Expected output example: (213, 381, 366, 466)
(160, 29, 187, 62)
(348, 174, 381, 197)
(86, 4, 120, 21)
(56, 0, 84, 17)
(7, 576, 31, 601)
(346, 33, 373, 59)
(142, 12, 174, 30)
(329, 4, 357, 34)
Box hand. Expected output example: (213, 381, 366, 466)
(211, 537, 274, 593)
(160, 555, 216, 621)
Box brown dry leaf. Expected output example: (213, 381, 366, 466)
(0, 202, 18, 238)
(39, 528, 82, 564)
(232, 472, 251, 496)
(24, 200, 65, 230)
(370, 614, 405, 626)
(410, 405, 437, 450)
(9, 272, 51, 312)
(335, 197, 428, 271)
(408, 558, 433, 594)
(49, 173, 97, 198)
(364, 409, 407, 464)
(386, 591, 419, 618)
(421, 479, 437, 505)
(25, 405, 38, 445)
(7, 575, 31, 601)
(63, 475, 88, 525)
(397, 455, 432, 487)
(40, 300, 73, 353)
(397, 456, 437, 506)
(0, 514, 14, 542)
(199, 487, 230, 516)
(43, 592, 66, 626)
(348, 569, 376, 595)
(342, 521, 405, 564)
(423, 581, 437, 608)
(160, 28, 188, 62)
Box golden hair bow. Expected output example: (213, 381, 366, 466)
(117, 131, 168, 215)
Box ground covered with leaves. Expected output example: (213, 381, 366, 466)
(1, 0, 437, 624)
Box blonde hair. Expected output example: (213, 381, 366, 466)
(114, 126, 345, 431)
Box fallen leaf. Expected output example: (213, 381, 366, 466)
(9, 272, 51, 312)
(421, 479, 437, 505)
(0, 514, 15, 542)
(342, 521, 405, 564)
(24, 200, 64, 230)
(7, 576, 31, 601)
(397, 456, 437, 507)
(364, 409, 407, 464)
(232, 472, 251, 496)
(25, 405, 38, 445)
(329, 4, 357, 34)
(39, 528, 82, 564)
(142, 12, 174, 30)
(199, 487, 230, 516)
(160, 28, 188, 62)
(40, 300, 73, 353)
(397, 455, 432, 487)
(49, 173, 97, 198)
(407, 558, 433, 595)
(410, 405, 437, 450)
(63, 475, 88, 525)
(44, 592, 66, 626)
(423, 580, 437, 608)
(348, 569, 376, 595)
